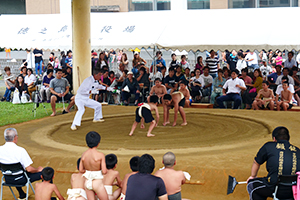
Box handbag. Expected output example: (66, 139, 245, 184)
(249, 88, 257, 93)
(12, 88, 21, 104)
(21, 92, 29, 103)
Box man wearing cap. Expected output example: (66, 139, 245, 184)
(121, 71, 140, 106)
(70, 68, 106, 130)
(216, 69, 246, 109)
(247, 126, 300, 200)
(245, 50, 259, 71)
(260, 60, 272, 80)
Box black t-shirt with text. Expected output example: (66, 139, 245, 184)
(164, 75, 176, 88)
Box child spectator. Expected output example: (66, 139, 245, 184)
(190, 68, 204, 103)
(243, 69, 263, 109)
(129, 95, 159, 137)
(1, 67, 15, 102)
(200, 67, 213, 97)
(164, 68, 177, 94)
(147, 78, 167, 104)
(67, 158, 87, 200)
(79, 131, 108, 200)
(163, 93, 187, 126)
(178, 80, 191, 107)
(35, 167, 64, 200)
(184, 68, 191, 82)
(24, 68, 36, 101)
(252, 81, 275, 110)
(103, 154, 122, 200)
(180, 55, 190, 71)
(277, 81, 293, 111)
(40, 69, 55, 103)
(155, 152, 187, 200)
(120, 156, 139, 200)
(174, 65, 186, 83)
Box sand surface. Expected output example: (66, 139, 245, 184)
(0, 106, 299, 200)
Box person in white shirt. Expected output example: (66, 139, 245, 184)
(200, 67, 213, 97)
(245, 51, 259, 71)
(284, 51, 297, 69)
(236, 52, 247, 74)
(71, 68, 107, 130)
(24, 68, 37, 101)
(260, 60, 272, 80)
(275, 67, 294, 86)
(0, 128, 43, 199)
(216, 69, 246, 109)
(296, 52, 300, 66)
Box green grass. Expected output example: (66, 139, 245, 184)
(0, 102, 64, 126)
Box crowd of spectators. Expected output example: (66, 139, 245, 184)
(1, 48, 300, 110)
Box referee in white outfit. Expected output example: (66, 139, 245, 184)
(71, 68, 106, 130)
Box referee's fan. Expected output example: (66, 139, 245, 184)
(247, 126, 300, 200)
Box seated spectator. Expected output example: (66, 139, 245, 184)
(290, 66, 300, 89)
(42, 64, 54, 79)
(35, 167, 64, 200)
(154, 152, 186, 200)
(53, 57, 61, 70)
(180, 55, 190, 71)
(19, 66, 27, 79)
(126, 154, 167, 200)
(252, 81, 275, 110)
(147, 78, 167, 104)
(121, 72, 140, 106)
(67, 158, 87, 200)
(216, 69, 246, 109)
(15, 75, 30, 101)
(275, 76, 297, 107)
(24, 68, 36, 101)
(1, 66, 15, 102)
(275, 67, 294, 85)
(284, 51, 297, 69)
(161, 66, 167, 83)
(276, 81, 293, 111)
(190, 71, 195, 78)
(205, 50, 220, 79)
(95, 70, 110, 103)
(121, 156, 139, 200)
(132, 52, 147, 72)
(164, 67, 177, 94)
(169, 53, 180, 69)
(149, 65, 163, 84)
(0, 128, 43, 199)
(236, 52, 247, 74)
(108, 71, 121, 105)
(260, 60, 272, 80)
(184, 68, 191, 82)
(239, 68, 253, 85)
(190, 69, 204, 102)
(137, 67, 150, 90)
(223, 67, 231, 80)
(96, 51, 108, 69)
(245, 50, 259, 71)
(116, 64, 126, 87)
(103, 154, 122, 200)
(40, 69, 54, 103)
(267, 65, 282, 91)
(49, 69, 75, 116)
(200, 67, 213, 97)
(195, 56, 204, 74)
(177, 80, 191, 107)
(120, 52, 129, 70)
(65, 67, 73, 92)
(211, 69, 226, 105)
(174, 65, 186, 83)
(242, 69, 263, 109)
(151, 51, 166, 73)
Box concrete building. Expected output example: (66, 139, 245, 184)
(0, 0, 299, 14)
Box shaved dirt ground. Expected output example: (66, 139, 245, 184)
(1, 106, 300, 200)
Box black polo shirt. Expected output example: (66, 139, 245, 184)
(255, 140, 300, 188)
(163, 75, 176, 88)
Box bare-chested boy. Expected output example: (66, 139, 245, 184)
(103, 154, 122, 200)
(252, 80, 275, 110)
(154, 152, 186, 200)
(67, 158, 87, 200)
(35, 167, 64, 200)
(120, 156, 139, 200)
(79, 131, 108, 200)
(276, 81, 293, 111)
(163, 92, 187, 127)
(178, 80, 191, 107)
(129, 95, 159, 137)
(147, 78, 167, 104)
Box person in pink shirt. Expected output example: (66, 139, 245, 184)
(239, 68, 253, 85)
(275, 51, 283, 66)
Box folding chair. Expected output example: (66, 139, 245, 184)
(273, 175, 297, 200)
(0, 162, 35, 200)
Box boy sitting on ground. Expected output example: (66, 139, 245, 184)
(177, 80, 191, 107)
(163, 93, 187, 127)
(147, 78, 167, 104)
(129, 95, 159, 137)
(252, 81, 275, 110)
(35, 167, 65, 200)
(155, 152, 187, 200)
(120, 156, 139, 200)
(79, 131, 108, 200)
(103, 154, 122, 200)
(67, 158, 87, 200)
(276, 81, 293, 111)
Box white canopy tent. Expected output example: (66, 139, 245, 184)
(0, 7, 299, 51)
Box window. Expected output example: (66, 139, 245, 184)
(187, 0, 210, 9)
(0, 0, 26, 14)
(229, 0, 298, 8)
(129, 0, 170, 11)
(260, 0, 290, 7)
(228, 0, 256, 8)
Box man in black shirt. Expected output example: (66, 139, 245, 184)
(163, 67, 177, 94)
(247, 126, 300, 200)
(126, 154, 167, 200)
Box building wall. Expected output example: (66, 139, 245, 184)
(26, 0, 60, 14)
(210, 0, 228, 9)
(90, 0, 128, 12)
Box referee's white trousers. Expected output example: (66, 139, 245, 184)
(72, 95, 103, 126)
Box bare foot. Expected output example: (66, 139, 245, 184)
(181, 122, 187, 126)
(163, 121, 170, 126)
(172, 122, 176, 126)
(129, 132, 133, 136)
(140, 124, 145, 129)
(50, 112, 56, 117)
(147, 133, 155, 137)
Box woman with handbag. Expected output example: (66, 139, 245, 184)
(15, 75, 30, 102)
(189, 69, 204, 102)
